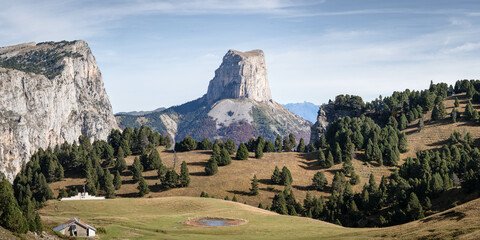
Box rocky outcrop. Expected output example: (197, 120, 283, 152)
(206, 49, 272, 103)
(0, 40, 118, 181)
(117, 49, 311, 144)
(309, 105, 359, 144)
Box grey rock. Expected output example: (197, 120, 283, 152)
(0, 40, 118, 181)
(206, 49, 272, 103)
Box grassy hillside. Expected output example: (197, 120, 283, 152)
(49, 94, 480, 210)
(38, 196, 480, 239)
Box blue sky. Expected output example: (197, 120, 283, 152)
(1, 0, 480, 112)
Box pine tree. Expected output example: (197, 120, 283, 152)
(281, 166, 293, 186)
(255, 143, 264, 159)
(144, 149, 162, 170)
(236, 143, 249, 160)
(275, 135, 282, 152)
(399, 114, 408, 130)
(225, 138, 236, 154)
(232, 195, 238, 202)
(0, 176, 28, 233)
(297, 138, 306, 152)
(271, 166, 282, 184)
(431, 105, 440, 121)
(451, 107, 458, 123)
(288, 133, 296, 150)
(113, 170, 122, 190)
(418, 118, 424, 132)
(250, 175, 259, 196)
(163, 170, 179, 189)
(218, 147, 232, 166)
(179, 161, 190, 187)
(454, 97, 460, 107)
(212, 143, 221, 161)
(326, 151, 334, 168)
(318, 150, 326, 167)
(438, 101, 447, 119)
(350, 171, 360, 185)
(263, 141, 275, 152)
(103, 169, 115, 198)
(131, 157, 143, 183)
(398, 132, 409, 153)
(406, 192, 424, 220)
(115, 154, 127, 172)
(85, 170, 97, 195)
(333, 143, 342, 164)
(137, 176, 150, 197)
(312, 172, 327, 191)
(205, 156, 218, 175)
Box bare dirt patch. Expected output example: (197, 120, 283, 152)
(182, 217, 248, 227)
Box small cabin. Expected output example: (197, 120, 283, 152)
(53, 217, 96, 237)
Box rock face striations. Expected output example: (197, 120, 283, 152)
(206, 49, 272, 103)
(117, 49, 311, 144)
(0, 40, 118, 181)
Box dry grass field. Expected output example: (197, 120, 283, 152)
(49, 93, 480, 208)
(37, 196, 480, 239)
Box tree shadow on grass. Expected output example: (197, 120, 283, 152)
(297, 152, 318, 161)
(259, 187, 281, 193)
(227, 190, 251, 196)
(187, 162, 206, 166)
(144, 175, 159, 180)
(117, 192, 139, 198)
(122, 179, 137, 185)
(293, 185, 312, 191)
(298, 161, 323, 170)
(258, 179, 272, 185)
(190, 171, 208, 176)
(426, 139, 450, 147)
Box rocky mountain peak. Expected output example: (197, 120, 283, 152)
(0, 40, 118, 181)
(206, 49, 272, 103)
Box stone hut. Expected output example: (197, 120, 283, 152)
(53, 217, 96, 237)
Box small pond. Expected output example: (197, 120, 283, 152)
(198, 218, 236, 226)
(183, 217, 247, 227)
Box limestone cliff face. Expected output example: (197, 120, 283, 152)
(309, 105, 359, 144)
(0, 40, 118, 181)
(206, 49, 272, 103)
(117, 49, 311, 144)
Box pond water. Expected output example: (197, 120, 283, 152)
(197, 218, 234, 226)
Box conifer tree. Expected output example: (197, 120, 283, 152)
(275, 135, 282, 152)
(255, 143, 264, 159)
(406, 192, 424, 220)
(85, 170, 97, 195)
(236, 143, 249, 160)
(212, 144, 221, 161)
(250, 175, 259, 195)
(131, 157, 143, 183)
(333, 143, 342, 164)
(398, 132, 409, 153)
(179, 161, 190, 187)
(297, 138, 306, 152)
(225, 138, 236, 154)
(281, 166, 293, 186)
(318, 150, 326, 167)
(232, 195, 238, 202)
(103, 169, 115, 198)
(205, 156, 218, 175)
(418, 118, 424, 132)
(137, 176, 150, 197)
(289, 133, 296, 150)
(312, 172, 327, 191)
(0, 176, 28, 233)
(163, 170, 179, 189)
(113, 170, 122, 190)
(399, 114, 408, 130)
(263, 141, 275, 152)
(271, 166, 282, 184)
(326, 150, 334, 168)
(451, 108, 458, 123)
(218, 147, 232, 166)
(115, 154, 127, 172)
(454, 97, 460, 107)
(350, 171, 360, 185)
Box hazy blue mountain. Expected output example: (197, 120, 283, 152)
(282, 102, 320, 122)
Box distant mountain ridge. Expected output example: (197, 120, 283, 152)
(116, 107, 166, 116)
(116, 49, 311, 144)
(282, 102, 320, 123)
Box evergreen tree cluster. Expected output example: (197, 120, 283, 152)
(270, 130, 480, 227)
(270, 166, 293, 186)
(318, 115, 408, 167)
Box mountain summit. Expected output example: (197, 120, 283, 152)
(0, 40, 118, 180)
(117, 49, 311, 144)
(206, 49, 272, 103)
